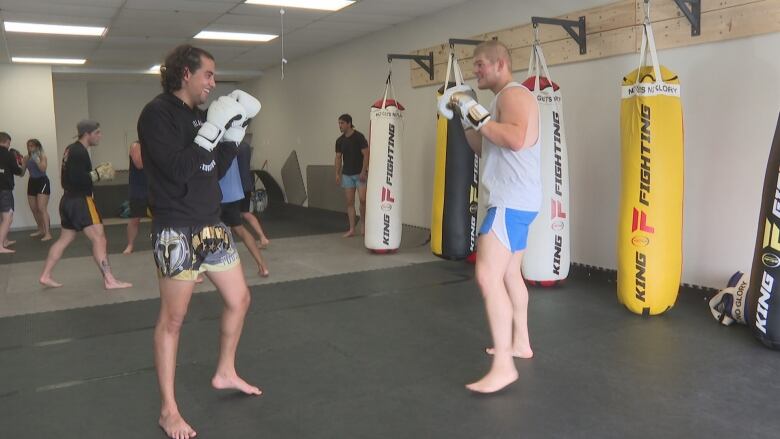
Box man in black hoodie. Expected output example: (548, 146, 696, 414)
(0, 131, 24, 253)
(137, 44, 261, 439)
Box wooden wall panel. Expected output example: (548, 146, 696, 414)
(409, 0, 779, 88)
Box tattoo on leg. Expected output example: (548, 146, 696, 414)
(99, 259, 112, 277)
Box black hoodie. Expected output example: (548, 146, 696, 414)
(137, 92, 237, 227)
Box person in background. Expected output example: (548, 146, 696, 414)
(334, 113, 369, 237)
(0, 132, 25, 253)
(39, 120, 131, 289)
(25, 139, 52, 241)
(123, 140, 149, 254)
(237, 133, 270, 248)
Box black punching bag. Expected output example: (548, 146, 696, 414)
(748, 112, 780, 349)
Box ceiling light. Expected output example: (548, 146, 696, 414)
(147, 65, 161, 74)
(12, 57, 86, 65)
(4, 21, 105, 37)
(194, 30, 277, 42)
(244, 0, 355, 11)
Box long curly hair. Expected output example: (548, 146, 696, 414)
(160, 45, 215, 93)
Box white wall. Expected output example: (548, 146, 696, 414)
(53, 80, 89, 161)
(242, 0, 780, 288)
(0, 65, 60, 230)
(86, 81, 161, 168)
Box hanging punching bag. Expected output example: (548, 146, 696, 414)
(617, 21, 684, 316)
(431, 52, 479, 260)
(521, 44, 571, 286)
(747, 112, 780, 349)
(365, 77, 404, 253)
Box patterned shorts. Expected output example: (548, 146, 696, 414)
(151, 222, 240, 281)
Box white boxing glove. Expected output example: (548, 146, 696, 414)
(195, 96, 246, 151)
(438, 84, 491, 131)
(223, 90, 261, 143)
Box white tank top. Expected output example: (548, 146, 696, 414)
(481, 81, 542, 211)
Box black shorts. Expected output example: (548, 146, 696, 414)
(0, 190, 13, 213)
(151, 222, 240, 281)
(240, 191, 251, 213)
(27, 176, 51, 196)
(220, 200, 242, 227)
(59, 194, 102, 231)
(129, 198, 151, 218)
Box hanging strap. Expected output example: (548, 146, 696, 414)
(636, 2, 663, 85)
(453, 55, 464, 85)
(536, 44, 554, 88)
(444, 51, 453, 90)
(442, 49, 465, 92)
(527, 42, 555, 93)
(527, 43, 538, 90)
(379, 66, 399, 110)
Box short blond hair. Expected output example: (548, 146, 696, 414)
(474, 40, 512, 71)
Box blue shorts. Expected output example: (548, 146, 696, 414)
(479, 207, 538, 253)
(341, 174, 365, 189)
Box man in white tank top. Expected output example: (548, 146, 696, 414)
(439, 40, 541, 393)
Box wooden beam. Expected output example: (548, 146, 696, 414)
(409, 0, 780, 88)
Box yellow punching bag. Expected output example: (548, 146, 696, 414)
(617, 21, 684, 316)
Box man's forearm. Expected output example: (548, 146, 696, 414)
(464, 129, 483, 156)
(361, 150, 369, 173)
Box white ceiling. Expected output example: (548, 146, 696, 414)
(0, 0, 468, 81)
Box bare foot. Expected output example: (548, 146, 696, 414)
(105, 279, 133, 290)
(211, 373, 263, 396)
(466, 366, 519, 394)
(485, 347, 534, 359)
(30, 231, 42, 237)
(41, 235, 52, 242)
(342, 230, 355, 238)
(122, 246, 133, 255)
(39, 276, 63, 288)
(159, 411, 197, 439)
(0, 246, 15, 254)
(4, 240, 16, 247)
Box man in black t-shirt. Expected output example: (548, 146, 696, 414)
(39, 120, 131, 290)
(334, 113, 369, 237)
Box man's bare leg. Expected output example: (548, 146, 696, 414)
(0, 212, 15, 253)
(485, 250, 533, 359)
(466, 232, 518, 394)
(155, 277, 198, 439)
(39, 229, 77, 286)
(231, 225, 269, 277)
(123, 217, 141, 254)
(206, 265, 262, 395)
(241, 212, 269, 248)
(342, 187, 356, 237)
(357, 184, 367, 235)
(83, 224, 132, 289)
